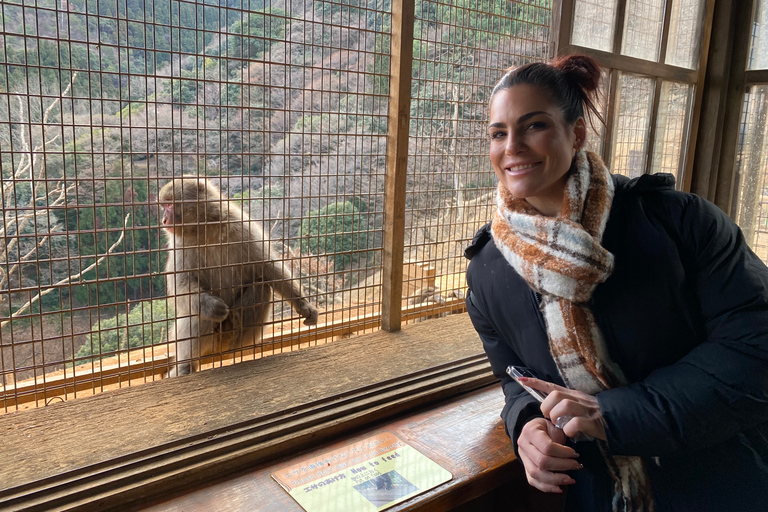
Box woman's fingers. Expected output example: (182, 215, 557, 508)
(518, 376, 607, 441)
(517, 418, 582, 493)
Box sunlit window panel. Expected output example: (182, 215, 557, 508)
(652, 82, 694, 183)
(734, 85, 768, 263)
(611, 73, 654, 178)
(584, 70, 611, 157)
(749, 0, 768, 70)
(404, 0, 553, 323)
(665, 0, 706, 69)
(571, 0, 618, 52)
(621, 0, 665, 62)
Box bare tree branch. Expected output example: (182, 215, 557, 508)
(0, 213, 131, 330)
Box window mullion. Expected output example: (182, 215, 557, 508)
(659, 0, 675, 62)
(382, 0, 415, 332)
(613, 0, 628, 54)
(645, 77, 664, 175)
(604, 68, 622, 169)
(555, 0, 576, 54)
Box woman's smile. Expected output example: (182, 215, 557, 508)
(504, 161, 543, 175)
(488, 84, 585, 216)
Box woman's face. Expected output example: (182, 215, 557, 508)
(488, 84, 585, 217)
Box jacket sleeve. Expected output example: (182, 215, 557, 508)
(466, 288, 544, 456)
(598, 195, 768, 457)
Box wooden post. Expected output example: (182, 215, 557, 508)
(381, 0, 415, 332)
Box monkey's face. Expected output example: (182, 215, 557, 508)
(159, 178, 220, 233)
(161, 202, 176, 230)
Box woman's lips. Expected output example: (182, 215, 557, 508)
(505, 161, 542, 175)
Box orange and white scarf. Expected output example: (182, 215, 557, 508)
(492, 150, 655, 512)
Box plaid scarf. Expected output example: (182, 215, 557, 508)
(491, 150, 655, 512)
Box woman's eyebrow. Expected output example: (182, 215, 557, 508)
(517, 111, 551, 124)
(488, 111, 552, 130)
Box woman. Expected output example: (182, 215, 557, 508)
(465, 55, 768, 512)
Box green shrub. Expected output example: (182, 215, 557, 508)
(75, 299, 174, 364)
(298, 201, 369, 270)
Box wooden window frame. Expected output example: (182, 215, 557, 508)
(555, 0, 716, 192)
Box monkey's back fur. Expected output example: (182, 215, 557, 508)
(160, 177, 317, 376)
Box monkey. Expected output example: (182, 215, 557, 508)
(159, 177, 318, 377)
(407, 285, 446, 306)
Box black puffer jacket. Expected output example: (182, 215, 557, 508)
(465, 173, 768, 512)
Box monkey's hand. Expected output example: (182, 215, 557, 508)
(200, 294, 229, 322)
(296, 299, 319, 325)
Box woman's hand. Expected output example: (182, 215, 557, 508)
(518, 376, 607, 441)
(517, 417, 582, 493)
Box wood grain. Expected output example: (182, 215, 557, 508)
(0, 314, 491, 511)
(139, 386, 534, 512)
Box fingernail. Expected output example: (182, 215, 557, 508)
(575, 463, 584, 470)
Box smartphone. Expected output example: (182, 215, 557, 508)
(506, 365, 548, 402)
(506, 365, 593, 442)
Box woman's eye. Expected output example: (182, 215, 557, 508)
(527, 121, 546, 130)
(490, 131, 506, 140)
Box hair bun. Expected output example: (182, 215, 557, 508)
(553, 54, 602, 94)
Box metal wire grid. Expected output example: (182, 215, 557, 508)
(665, 0, 705, 69)
(621, 0, 665, 62)
(571, 0, 617, 53)
(0, 0, 392, 411)
(611, 73, 654, 178)
(734, 85, 768, 263)
(651, 81, 693, 181)
(749, 0, 768, 70)
(402, 0, 553, 322)
(584, 70, 610, 157)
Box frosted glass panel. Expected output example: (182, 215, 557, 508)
(572, 0, 618, 52)
(583, 71, 611, 157)
(665, 0, 705, 69)
(750, 0, 768, 69)
(652, 81, 694, 183)
(611, 74, 654, 178)
(622, 0, 665, 61)
(734, 86, 768, 261)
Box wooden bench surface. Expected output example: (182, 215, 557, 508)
(140, 385, 525, 512)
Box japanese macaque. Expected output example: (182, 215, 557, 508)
(159, 177, 318, 376)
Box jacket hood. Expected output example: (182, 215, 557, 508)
(613, 172, 676, 193)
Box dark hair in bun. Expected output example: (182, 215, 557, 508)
(491, 54, 603, 127)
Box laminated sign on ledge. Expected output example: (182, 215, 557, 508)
(271, 432, 453, 512)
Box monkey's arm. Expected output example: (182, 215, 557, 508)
(170, 271, 229, 322)
(257, 256, 318, 326)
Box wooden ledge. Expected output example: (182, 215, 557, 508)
(140, 385, 526, 512)
(0, 313, 493, 512)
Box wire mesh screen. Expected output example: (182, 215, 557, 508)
(571, 0, 617, 53)
(734, 85, 768, 263)
(0, 0, 393, 411)
(611, 72, 654, 178)
(665, 0, 705, 69)
(749, 0, 768, 70)
(651, 81, 693, 181)
(620, 0, 664, 62)
(583, 70, 610, 157)
(402, 0, 553, 322)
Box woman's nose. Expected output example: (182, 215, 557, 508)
(505, 133, 524, 154)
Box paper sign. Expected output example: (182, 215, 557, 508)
(271, 432, 452, 512)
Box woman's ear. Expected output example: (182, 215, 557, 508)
(573, 118, 587, 151)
